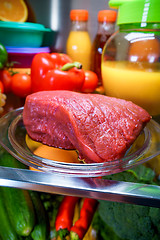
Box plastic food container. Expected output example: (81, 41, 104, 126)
(6, 46, 51, 68)
(0, 21, 51, 47)
(102, 0, 160, 119)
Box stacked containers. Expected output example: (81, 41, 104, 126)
(0, 21, 53, 72)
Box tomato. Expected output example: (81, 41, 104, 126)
(81, 70, 98, 93)
(11, 73, 31, 98)
(0, 69, 12, 93)
(0, 81, 4, 93)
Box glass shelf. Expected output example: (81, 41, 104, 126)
(0, 107, 160, 207)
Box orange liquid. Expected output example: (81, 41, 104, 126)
(102, 61, 160, 116)
(66, 31, 92, 70)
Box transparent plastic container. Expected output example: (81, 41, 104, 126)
(102, 0, 160, 120)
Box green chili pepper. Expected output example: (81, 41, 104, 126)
(0, 43, 8, 69)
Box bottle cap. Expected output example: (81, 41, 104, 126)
(98, 10, 117, 23)
(70, 9, 89, 21)
(109, 0, 160, 25)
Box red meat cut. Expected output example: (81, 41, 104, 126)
(23, 90, 151, 163)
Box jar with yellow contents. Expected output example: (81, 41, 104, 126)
(102, 0, 160, 122)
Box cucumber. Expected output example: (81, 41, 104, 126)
(0, 145, 27, 169)
(30, 191, 50, 240)
(0, 189, 22, 240)
(0, 148, 35, 237)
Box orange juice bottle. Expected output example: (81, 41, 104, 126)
(66, 9, 92, 70)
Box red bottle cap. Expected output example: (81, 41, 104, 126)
(70, 9, 89, 21)
(98, 10, 117, 22)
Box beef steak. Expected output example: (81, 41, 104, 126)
(23, 91, 151, 163)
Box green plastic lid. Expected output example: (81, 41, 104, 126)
(0, 21, 50, 32)
(109, 0, 160, 25)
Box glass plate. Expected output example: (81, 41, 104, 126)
(0, 107, 160, 177)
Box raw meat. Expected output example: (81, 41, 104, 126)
(23, 91, 151, 163)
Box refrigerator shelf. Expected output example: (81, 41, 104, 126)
(0, 165, 160, 208)
(0, 107, 160, 207)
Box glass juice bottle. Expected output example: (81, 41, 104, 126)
(102, 0, 160, 120)
(66, 9, 92, 70)
(91, 10, 117, 86)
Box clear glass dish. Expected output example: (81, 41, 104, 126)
(0, 107, 160, 177)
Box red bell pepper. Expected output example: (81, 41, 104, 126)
(49, 52, 73, 68)
(31, 53, 85, 93)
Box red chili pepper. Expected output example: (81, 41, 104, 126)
(70, 198, 98, 240)
(31, 52, 85, 93)
(55, 196, 79, 239)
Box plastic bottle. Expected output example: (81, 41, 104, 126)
(102, 0, 160, 119)
(66, 9, 92, 70)
(91, 10, 117, 86)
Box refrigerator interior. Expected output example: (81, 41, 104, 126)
(26, 0, 111, 52)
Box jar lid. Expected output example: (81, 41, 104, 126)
(70, 9, 89, 21)
(109, 0, 160, 25)
(98, 10, 117, 23)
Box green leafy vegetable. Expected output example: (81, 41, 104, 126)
(93, 165, 160, 240)
(92, 211, 123, 240)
